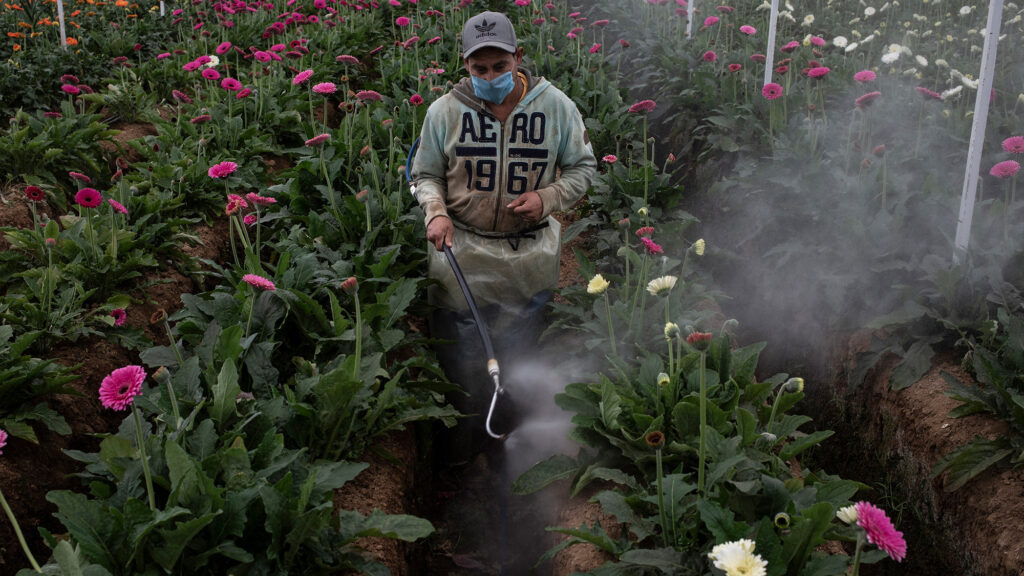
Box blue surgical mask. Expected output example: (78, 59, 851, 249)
(471, 71, 516, 104)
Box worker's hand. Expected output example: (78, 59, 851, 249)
(507, 191, 543, 223)
(426, 216, 454, 251)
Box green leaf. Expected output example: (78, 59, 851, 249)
(618, 547, 684, 568)
(890, 340, 935, 391)
(801, 554, 850, 576)
(210, 360, 240, 428)
(593, 490, 656, 542)
(512, 454, 579, 495)
(350, 509, 435, 541)
(930, 437, 1014, 492)
(151, 513, 219, 571)
(779, 430, 834, 461)
(47, 491, 117, 568)
(698, 499, 750, 542)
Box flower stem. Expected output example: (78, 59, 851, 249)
(851, 532, 865, 576)
(132, 404, 156, 511)
(162, 319, 185, 368)
(697, 350, 707, 499)
(245, 287, 256, 339)
(352, 291, 362, 380)
(604, 292, 617, 357)
(0, 488, 42, 572)
(655, 447, 668, 547)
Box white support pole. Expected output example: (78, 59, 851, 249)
(56, 0, 67, 50)
(953, 0, 1004, 263)
(763, 0, 780, 86)
(686, 0, 695, 39)
(160, 1, 165, 16)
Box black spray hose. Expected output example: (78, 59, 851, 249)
(407, 138, 506, 440)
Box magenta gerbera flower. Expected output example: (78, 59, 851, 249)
(110, 308, 127, 327)
(602, 154, 617, 163)
(336, 54, 360, 64)
(208, 161, 238, 179)
(855, 501, 906, 562)
(60, 74, 79, 84)
(728, 63, 742, 72)
(25, 185, 45, 202)
(75, 188, 102, 208)
(740, 25, 756, 35)
(409, 94, 424, 106)
(395, 16, 410, 26)
(98, 365, 146, 411)
(702, 50, 717, 62)
(703, 16, 719, 27)
(254, 50, 272, 62)
(762, 82, 783, 100)
(191, 114, 212, 124)
(202, 68, 221, 81)
(293, 69, 314, 85)
(854, 70, 876, 83)
(807, 66, 830, 78)
(236, 88, 251, 99)
(780, 40, 800, 53)
(216, 41, 232, 54)
(628, 99, 656, 113)
(1001, 136, 1024, 154)
(0, 428, 7, 454)
(61, 84, 80, 95)
(172, 89, 193, 103)
(640, 236, 663, 255)
(356, 90, 383, 102)
(914, 86, 941, 100)
(108, 198, 128, 214)
(221, 78, 243, 91)
(990, 160, 1020, 179)
(312, 82, 337, 95)
(243, 273, 276, 291)
(69, 171, 91, 183)
(305, 133, 331, 146)
(245, 192, 276, 205)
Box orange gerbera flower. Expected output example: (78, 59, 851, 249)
(71, 9, 79, 15)
(114, 0, 127, 6)
(7, 31, 25, 38)
(29, 31, 41, 36)
(17, 20, 31, 27)
(12, 43, 21, 50)
(65, 36, 77, 45)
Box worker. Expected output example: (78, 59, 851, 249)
(410, 10, 597, 458)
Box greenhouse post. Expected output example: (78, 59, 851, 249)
(763, 0, 779, 86)
(954, 0, 1004, 263)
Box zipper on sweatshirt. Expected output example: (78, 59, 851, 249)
(492, 122, 507, 230)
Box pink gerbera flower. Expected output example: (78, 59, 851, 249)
(221, 78, 243, 91)
(589, 43, 602, 53)
(602, 154, 617, 163)
(216, 41, 232, 54)
(208, 161, 238, 179)
(202, 68, 221, 80)
(915, 86, 942, 100)
(702, 50, 717, 62)
(236, 88, 252, 99)
(254, 50, 272, 62)
(739, 25, 756, 35)
(305, 133, 331, 146)
(762, 82, 783, 100)
(640, 236, 663, 255)
(243, 273, 276, 291)
(312, 82, 337, 94)
(855, 91, 882, 109)
(1001, 136, 1024, 154)
(69, 171, 91, 183)
(110, 308, 127, 327)
(990, 160, 1020, 179)
(98, 365, 146, 411)
(227, 193, 249, 209)
(75, 188, 102, 208)
(293, 69, 314, 85)
(807, 66, 830, 78)
(244, 213, 258, 226)
(628, 99, 656, 113)
(855, 501, 906, 562)
(854, 70, 876, 83)
(191, 114, 212, 124)
(810, 36, 826, 47)
(25, 185, 45, 202)
(336, 54, 359, 64)
(60, 74, 79, 84)
(356, 90, 383, 102)
(635, 226, 655, 237)
(0, 428, 7, 454)
(409, 93, 424, 106)
(395, 16, 410, 26)
(780, 40, 800, 53)
(703, 16, 719, 27)
(750, 53, 766, 63)
(728, 63, 742, 72)
(172, 90, 193, 103)
(61, 84, 80, 95)
(245, 192, 277, 205)
(108, 198, 128, 214)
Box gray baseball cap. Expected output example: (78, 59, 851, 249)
(462, 11, 517, 58)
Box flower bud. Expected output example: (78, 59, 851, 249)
(341, 276, 358, 294)
(774, 512, 791, 529)
(150, 308, 168, 325)
(645, 430, 665, 448)
(693, 238, 705, 256)
(837, 505, 858, 524)
(656, 372, 670, 387)
(664, 322, 680, 340)
(783, 377, 805, 393)
(686, 331, 712, 351)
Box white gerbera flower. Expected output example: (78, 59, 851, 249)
(802, 14, 815, 26)
(916, 55, 929, 66)
(845, 41, 860, 53)
(881, 51, 900, 64)
(206, 55, 220, 68)
(959, 6, 971, 15)
(942, 85, 963, 100)
(837, 505, 859, 524)
(587, 274, 610, 295)
(833, 35, 849, 47)
(864, 6, 876, 17)
(708, 540, 768, 576)
(962, 76, 979, 89)
(646, 275, 678, 296)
